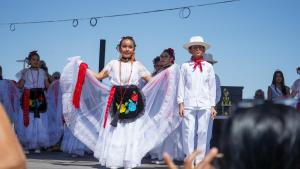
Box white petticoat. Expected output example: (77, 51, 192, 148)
(60, 56, 181, 168)
(16, 111, 50, 149)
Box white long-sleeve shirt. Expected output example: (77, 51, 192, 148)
(177, 60, 216, 109)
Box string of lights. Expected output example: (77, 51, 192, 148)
(0, 0, 240, 31)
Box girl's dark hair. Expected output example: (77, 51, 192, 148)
(220, 102, 300, 169)
(153, 56, 160, 64)
(272, 70, 287, 95)
(39, 60, 48, 72)
(117, 36, 136, 50)
(25, 50, 40, 65)
(163, 48, 175, 60)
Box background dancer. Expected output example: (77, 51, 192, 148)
(16, 51, 50, 154)
(150, 48, 184, 164)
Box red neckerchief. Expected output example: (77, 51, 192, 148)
(191, 56, 204, 72)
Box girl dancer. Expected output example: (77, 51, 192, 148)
(16, 51, 50, 154)
(60, 36, 181, 168)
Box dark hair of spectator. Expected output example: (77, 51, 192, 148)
(254, 89, 265, 100)
(220, 102, 300, 169)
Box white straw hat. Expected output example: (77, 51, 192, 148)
(183, 36, 210, 50)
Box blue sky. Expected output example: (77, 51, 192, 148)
(0, 0, 299, 99)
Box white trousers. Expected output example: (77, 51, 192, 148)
(206, 118, 213, 153)
(182, 109, 210, 163)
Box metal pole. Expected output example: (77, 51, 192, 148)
(16, 59, 26, 69)
(99, 39, 106, 72)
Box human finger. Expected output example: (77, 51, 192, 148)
(179, 110, 184, 117)
(202, 147, 218, 164)
(183, 149, 201, 169)
(163, 153, 177, 169)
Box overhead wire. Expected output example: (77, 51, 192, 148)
(0, 0, 240, 31)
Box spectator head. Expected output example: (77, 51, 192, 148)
(52, 71, 61, 80)
(272, 69, 284, 84)
(203, 53, 218, 65)
(272, 69, 288, 95)
(254, 89, 265, 100)
(220, 102, 300, 169)
(297, 66, 300, 75)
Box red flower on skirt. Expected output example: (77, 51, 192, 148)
(131, 93, 138, 102)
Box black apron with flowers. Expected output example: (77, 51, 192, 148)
(21, 88, 47, 118)
(110, 85, 145, 127)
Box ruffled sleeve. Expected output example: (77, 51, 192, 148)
(137, 61, 150, 78)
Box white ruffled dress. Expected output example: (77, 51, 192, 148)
(60, 57, 181, 168)
(15, 68, 50, 149)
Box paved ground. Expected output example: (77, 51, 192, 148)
(27, 152, 181, 169)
